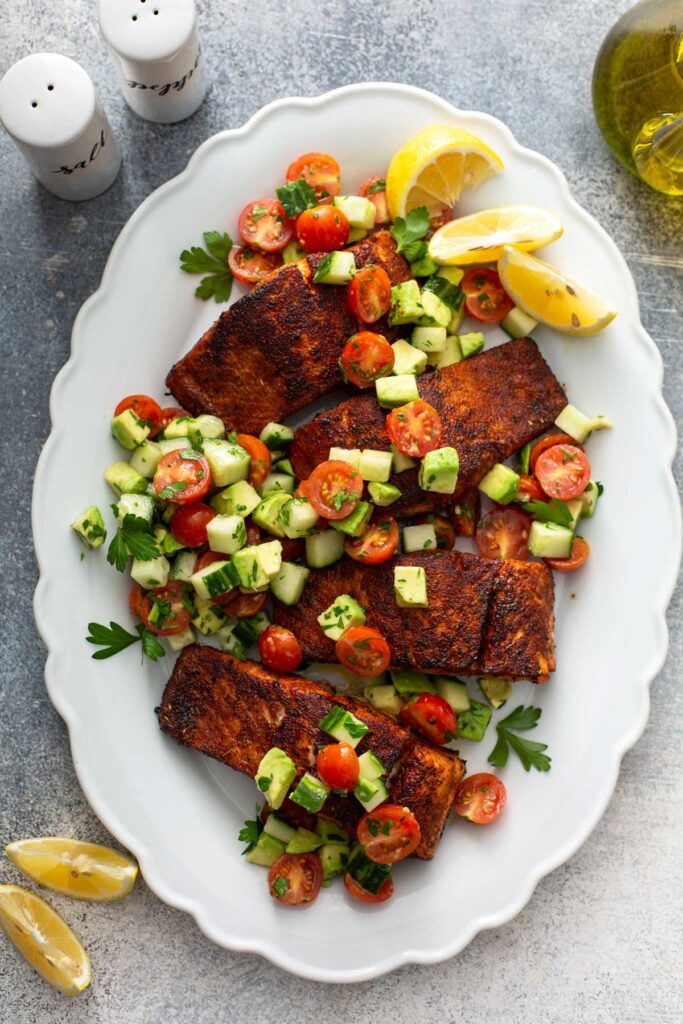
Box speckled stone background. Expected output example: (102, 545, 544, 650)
(1, 0, 681, 1019)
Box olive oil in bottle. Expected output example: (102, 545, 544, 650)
(592, 0, 683, 196)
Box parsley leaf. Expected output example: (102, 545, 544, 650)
(86, 621, 140, 659)
(488, 705, 551, 773)
(332, 489, 348, 512)
(238, 809, 263, 854)
(390, 207, 430, 256)
(366, 178, 386, 194)
(157, 481, 189, 502)
(107, 514, 161, 571)
(526, 499, 574, 528)
(250, 203, 269, 221)
(179, 230, 233, 304)
(272, 876, 289, 899)
(136, 625, 166, 662)
(275, 177, 317, 218)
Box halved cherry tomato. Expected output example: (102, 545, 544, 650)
(170, 502, 215, 547)
(258, 626, 302, 672)
(529, 433, 581, 473)
(448, 487, 481, 537)
(153, 450, 212, 504)
(221, 590, 268, 618)
(316, 743, 360, 791)
(129, 581, 191, 636)
(238, 198, 294, 253)
(296, 205, 349, 253)
(545, 536, 590, 572)
(228, 245, 283, 286)
(386, 399, 444, 458)
(345, 515, 398, 564)
(193, 550, 239, 606)
(307, 460, 362, 520)
(461, 267, 514, 323)
(399, 693, 456, 746)
(236, 433, 272, 489)
(414, 514, 456, 550)
(357, 805, 421, 864)
(114, 394, 162, 436)
(279, 537, 305, 561)
(268, 853, 322, 905)
(453, 773, 507, 824)
(347, 266, 392, 323)
(339, 331, 394, 388)
(157, 406, 191, 435)
(286, 152, 340, 199)
(359, 176, 390, 224)
(476, 508, 530, 561)
(244, 518, 262, 545)
(344, 872, 394, 904)
(534, 444, 591, 501)
(516, 474, 546, 504)
(336, 626, 390, 677)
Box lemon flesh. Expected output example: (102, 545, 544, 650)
(498, 246, 617, 336)
(428, 205, 563, 265)
(0, 884, 91, 996)
(6, 837, 138, 902)
(386, 124, 504, 219)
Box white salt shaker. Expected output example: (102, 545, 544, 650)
(0, 53, 121, 201)
(98, 0, 207, 124)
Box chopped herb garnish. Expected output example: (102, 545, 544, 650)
(179, 449, 202, 461)
(257, 775, 273, 792)
(250, 203, 268, 221)
(390, 207, 430, 257)
(85, 621, 165, 662)
(106, 514, 161, 572)
(275, 177, 317, 218)
(526, 498, 574, 527)
(238, 808, 263, 854)
(272, 876, 289, 899)
(158, 481, 189, 502)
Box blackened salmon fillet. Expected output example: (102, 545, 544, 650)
(274, 551, 555, 683)
(289, 337, 567, 518)
(166, 230, 412, 432)
(156, 646, 465, 859)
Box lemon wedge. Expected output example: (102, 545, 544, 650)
(497, 246, 617, 336)
(386, 124, 504, 219)
(6, 838, 138, 902)
(428, 205, 563, 265)
(0, 884, 91, 996)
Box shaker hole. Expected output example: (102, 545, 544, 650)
(47, 84, 54, 91)
(31, 101, 38, 108)
(154, 8, 159, 14)
(132, 14, 138, 20)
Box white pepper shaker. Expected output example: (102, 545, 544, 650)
(98, 0, 207, 124)
(0, 53, 121, 201)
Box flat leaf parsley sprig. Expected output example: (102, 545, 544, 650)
(488, 705, 551, 773)
(86, 621, 165, 662)
(107, 513, 161, 573)
(180, 230, 234, 303)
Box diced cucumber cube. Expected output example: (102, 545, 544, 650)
(289, 773, 330, 813)
(528, 521, 574, 559)
(170, 550, 197, 582)
(357, 751, 386, 780)
(282, 241, 307, 264)
(391, 339, 428, 377)
(389, 280, 423, 325)
(245, 832, 286, 867)
(418, 446, 459, 494)
(437, 266, 465, 286)
(286, 827, 324, 854)
(115, 493, 155, 526)
(104, 461, 148, 496)
(306, 529, 345, 568)
(412, 326, 447, 352)
(447, 305, 465, 336)
(501, 305, 538, 338)
(211, 479, 261, 518)
(391, 670, 436, 694)
(157, 437, 191, 456)
(189, 559, 240, 600)
(202, 439, 250, 487)
(367, 481, 401, 506)
(347, 226, 368, 243)
(364, 684, 404, 717)
(354, 776, 388, 812)
(330, 501, 373, 538)
(129, 440, 162, 479)
(191, 598, 226, 636)
(131, 554, 170, 590)
(206, 514, 247, 555)
(394, 565, 428, 608)
(263, 814, 297, 844)
(418, 289, 451, 327)
(274, 457, 295, 476)
(111, 408, 150, 450)
(328, 447, 361, 471)
(375, 374, 419, 409)
(232, 612, 270, 647)
(255, 747, 297, 809)
(259, 472, 295, 497)
(232, 541, 282, 591)
(259, 422, 295, 450)
(315, 819, 352, 845)
(162, 416, 193, 439)
(313, 250, 356, 285)
(217, 624, 246, 659)
(319, 843, 350, 881)
(279, 497, 319, 539)
(270, 561, 310, 605)
(478, 463, 520, 504)
(319, 705, 369, 748)
(579, 480, 602, 518)
(359, 449, 393, 483)
(332, 195, 376, 230)
(428, 334, 463, 370)
(555, 403, 613, 443)
(188, 415, 225, 446)
(317, 594, 366, 641)
(167, 626, 195, 652)
(479, 676, 512, 709)
(251, 492, 290, 537)
(390, 444, 417, 472)
(71, 505, 107, 549)
(459, 332, 485, 358)
(402, 523, 437, 552)
(435, 677, 470, 713)
(517, 442, 532, 475)
(346, 845, 392, 894)
(457, 700, 492, 742)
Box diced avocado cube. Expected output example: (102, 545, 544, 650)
(394, 565, 428, 608)
(189, 558, 240, 600)
(71, 505, 107, 549)
(411, 326, 447, 352)
(478, 463, 520, 504)
(391, 339, 428, 377)
(170, 550, 197, 582)
(364, 684, 404, 717)
(129, 439, 162, 479)
(270, 561, 310, 605)
(579, 480, 602, 518)
(528, 521, 574, 559)
(319, 705, 369, 747)
(162, 416, 193, 439)
(286, 827, 324, 854)
(255, 747, 297, 809)
(391, 670, 436, 695)
(437, 265, 465, 286)
(251, 492, 290, 537)
(410, 252, 440, 278)
(246, 831, 286, 867)
(111, 408, 150, 450)
(402, 523, 437, 552)
(367, 481, 401, 506)
(315, 818, 352, 845)
(289, 773, 330, 813)
(279, 497, 319, 539)
(274, 457, 295, 476)
(263, 814, 297, 844)
(418, 289, 451, 327)
(435, 677, 471, 713)
(330, 501, 373, 538)
(428, 334, 463, 370)
(191, 598, 226, 636)
(259, 422, 295, 450)
(390, 444, 417, 472)
(317, 595, 367, 641)
(459, 332, 485, 358)
(457, 700, 492, 742)
(358, 449, 393, 483)
(375, 374, 420, 409)
(345, 845, 392, 894)
(347, 226, 368, 243)
(354, 776, 388, 812)
(389, 280, 423, 325)
(318, 843, 350, 881)
(305, 529, 345, 568)
(167, 626, 195, 652)
(314, 250, 356, 285)
(517, 442, 532, 475)
(206, 514, 247, 555)
(104, 460, 148, 496)
(328, 447, 362, 471)
(565, 498, 584, 530)
(188, 414, 225, 447)
(231, 543, 272, 592)
(479, 676, 513, 710)
(555, 403, 613, 443)
(116, 493, 155, 526)
(332, 195, 376, 230)
(202, 439, 250, 488)
(418, 446, 459, 494)
(357, 750, 386, 780)
(259, 472, 295, 497)
(282, 241, 307, 264)
(447, 305, 466, 335)
(131, 554, 170, 590)
(501, 305, 538, 338)
(257, 539, 283, 577)
(211, 479, 261, 518)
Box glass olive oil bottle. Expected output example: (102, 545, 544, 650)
(592, 0, 683, 195)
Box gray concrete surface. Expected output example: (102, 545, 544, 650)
(1, 0, 681, 1020)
